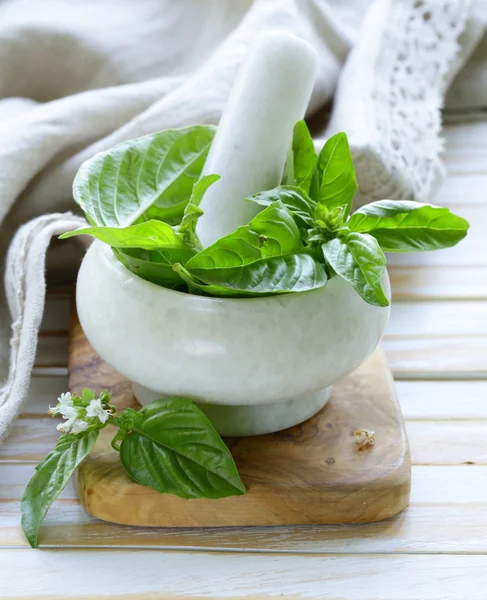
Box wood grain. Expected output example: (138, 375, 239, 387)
(67, 311, 410, 528)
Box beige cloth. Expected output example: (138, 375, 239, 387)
(0, 0, 486, 440)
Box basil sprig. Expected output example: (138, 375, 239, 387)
(63, 121, 469, 306)
(21, 430, 99, 548)
(21, 391, 245, 548)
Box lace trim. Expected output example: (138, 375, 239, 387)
(357, 0, 471, 203)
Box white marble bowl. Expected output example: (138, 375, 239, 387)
(77, 242, 391, 436)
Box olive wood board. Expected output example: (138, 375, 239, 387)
(69, 308, 411, 527)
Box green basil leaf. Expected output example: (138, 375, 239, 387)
(183, 201, 326, 296)
(176, 254, 327, 297)
(347, 200, 470, 252)
(60, 220, 188, 250)
(187, 201, 304, 270)
(73, 125, 216, 227)
(179, 174, 220, 246)
(291, 120, 317, 194)
(247, 186, 317, 228)
(114, 247, 193, 289)
(322, 233, 389, 307)
(281, 144, 296, 186)
(317, 132, 357, 216)
(309, 168, 320, 203)
(21, 430, 98, 548)
(119, 398, 245, 499)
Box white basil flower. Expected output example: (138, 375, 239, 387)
(56, 406, 79, 434)
(49, 391, 74, 416)
(70, 419, 89, 434)
(86, 398, 111, 424)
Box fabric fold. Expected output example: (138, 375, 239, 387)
(0, 213, 86, 441)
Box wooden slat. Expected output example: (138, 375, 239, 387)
(443, 156, 487, 175)
(387, 300, 487, 337)
(408, 421, 487, 465)
(32, 367, 68, 377)
(385, 337, 487, 378)
(434, 173, 487, 206)
(35, 335, 68, 368)
(3, 465, 487, 553)
(0, 418, 58, 462)
(4, 501, 487, 552)
(443, 122, 487, 147)
(443, 130, 487, 173)
(2, 415, 486, 466)
(389, 266, 487, 300)
(1, 551, 487, 599)
(41, 295, 70, 333)
(23, 377, 479, 426)
(20, 375, 68, 416)
(0, 464, 75, 501)
(3, 462, 486, 505)
(397, 380, 487, 420)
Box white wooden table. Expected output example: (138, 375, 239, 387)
(1, 122, 486, 599)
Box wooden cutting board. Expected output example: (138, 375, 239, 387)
(69, 309, 411, 527)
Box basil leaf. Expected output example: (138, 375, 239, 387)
(187, 201, 304, 270)
(308, 167, 320, 204)
(281, 144, 295, 186)
(183, 201, 326, 296)
(114, 248, 193, 289)
(179, 174, 220, 246)
(291, 120, 317, 194)
(21, 430, 98, 548)
(347, 200, 469, 252)
(60, 220, 188, 250)
(247, 186, 317, 228)
(119, 398, 245, 499)
(317, 132, 357, 216)
(73, 125, 216, 227)
(176, 254, 327, 297)
(322, 233, 389, 307)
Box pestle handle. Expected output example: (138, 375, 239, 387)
(196, 31, 317, 248)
